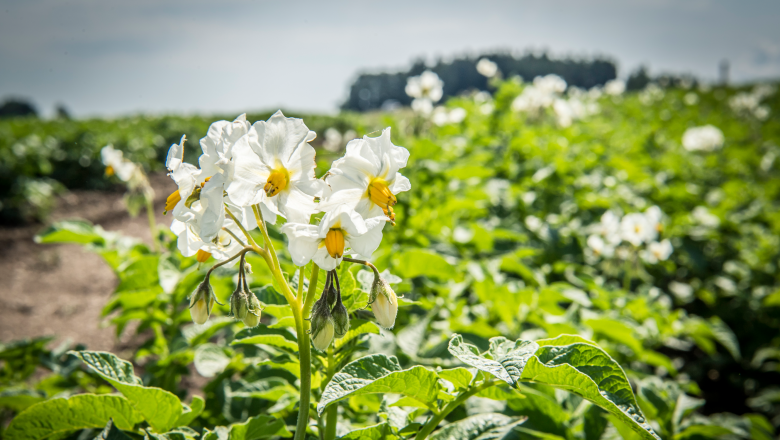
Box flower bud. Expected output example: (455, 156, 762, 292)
(189, 276, 216, 325)
(309, 299, 335, 351)
(230, 289, 248, 321)
(242, 292, 262, 328)
(371, 277, 398, 330)
(331, 299, 350, 338)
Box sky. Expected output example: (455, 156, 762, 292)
(1, 0, 779, 118)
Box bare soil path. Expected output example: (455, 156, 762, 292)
(0, 173, 176, 354)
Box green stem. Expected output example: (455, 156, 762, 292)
(342, 257, 380, 277)
(414, 380, 497, 440)
(144, 194, 159, 252)
(294, 264, 320, 440)
(324, 346, 337, 440)
(253, 204, 282, 276)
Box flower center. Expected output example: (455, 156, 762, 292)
(105, 165, 115, 177)
(368, 179, 397, 223)
(196, 250, 212, 263)
(264, 168, 289, 197)
(164, 190, 181, 214)
(634, 225, 641, 234)
(324, 229, 345, 259)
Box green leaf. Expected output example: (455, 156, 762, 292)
(318, 354, 440, 415)
(116, 255, 160, 293)
(447, 334, 538, 386)
(437, 367, 474, 390)
(5, 394, 143, 440)
(339, 423, 396, 440)
(182, 317, 235, 346)
(429, 413, 526, 440)
(174, 396, 205, 428)
(335, 319, 381, 349)
(158, 255, 183, 294)
(232, 326, 298, 352)
(34, 220, 106, 245)
(70, 351, 182, 433)
(391, 249, 455, 280)
(519, 337, 660, 440)
(227, 414, 292, 439)
(95, 418, 133, 440)
(0, 388, 46, 412)
(194, 344, 231, 378)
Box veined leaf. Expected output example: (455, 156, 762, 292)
(232, 326, 298, 352)
(34, 220, 106, 245)
(318, 354, 439, 415)
(429, 413, 526, 440)
(70, 351, 182, 433)
(339, 423, 397, 439)
(437, 367, 474, 390)
(519, 336, 660, 440)
(335, 319, 381, 349)
(447, 334, 538, 386)
(95, 419, 133, 440)
(227, 414, 292, 439)
(175, 396, 205, 428)
(5, 394, 142, 440)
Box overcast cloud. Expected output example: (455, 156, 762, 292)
(1, 0, 779, 117)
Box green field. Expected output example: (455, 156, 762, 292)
(2, 77, 779, 439)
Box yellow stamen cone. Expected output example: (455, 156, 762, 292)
(264, 169, 288, 197)
(324, 229, 345, 259)
(196, 250, 212, 263)
(164, 190, 181, 214)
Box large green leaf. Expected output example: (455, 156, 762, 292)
(116, 255, 160, 292)
(391, 249, 456, 280)
(429, 413, 526, 440)
(34, 220, 106, 245)
(226, 414, 292, 439)
(519, 336, 660, 440)
(5, 394, 143, 440)
(175, 396, 205, 428)
(95, 419, 134, 440)
(339, 423, 397, 440)
(447, 334, 538, 386)
(318, 354, 439, 415)
(334, 318, 381, 349)
(232, 326, 298, 352)
(71, 351, 182, 433)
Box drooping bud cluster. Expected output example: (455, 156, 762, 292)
(309, 270, 350, 351)
(189, 273, 222, 325)
(369, 269, 398, 330)
(228, 255, 262, 327)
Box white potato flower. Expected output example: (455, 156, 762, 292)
(587, 234, 615, 258)
(620, 212, 653, 246)
(682, 125, 724, 152)
(642, 239, 673, 264)
(320, 128, 411, 223)
(227, 110, 326, 224)
(604, 79, 626, 96)
(476, 58, 498, 78)
(164, 135, 202, 222)
(101, 145, 140, 182)
(171, 204, 249, 263)
(411, 98, 434, 115)
(405, 70, 444, 103)
(281, 205, 388, 271)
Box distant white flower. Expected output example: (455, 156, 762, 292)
(604, 79, 626, 96)
(682, 125, 724, 152)
(512, 74, 567, 115)
(476, 58, 498, 78)
(590, 210, 621, 245)
(321, 128, 410, 223)
(620, 213, 653, 246)
(323, 128, 343, 152)
(281, 205, 389, 271)
(406, 70, 444, 103)
(669, 281, 694, 302)
(534, 74, 567, 95)
(643, 205, 663, 240)
(411, 98, 434, 115)
(432, 107, 467, 126)
(642, 239, 673, 263)
(227, 110, 325, 223)
(683, 92, 699, 106)
(587, 234, 614, 258)
(729, 85, 774, 120)
(692, 206, 720, 228)
(101, 145, 140, 182)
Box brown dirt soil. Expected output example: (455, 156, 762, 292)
(0, 173, 177, 355)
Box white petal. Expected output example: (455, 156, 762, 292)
(281, 223, 320, 266)
(389, 173, 411, 194)
(312, 246, 340, 271)
(347, 216, 387, 257)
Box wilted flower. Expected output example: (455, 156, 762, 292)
(281, 205, 388, 271)
(189, 274, 218, 325)
(476, 58, 498, 78)
(227, 110, 326, 223)
(321, 128, 410, 222)
(682, 125, 724, 152)
(604, 79, 626, 96)
(405, 70, 444, 103)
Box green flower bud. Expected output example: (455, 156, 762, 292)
(309, 298, 334, 351)
(332, 299, 350, 338)
(312, 316, 335, 351)
(230, 289, 248, 321)
(189, 274, 216, 325)
(242, 292, 262, 328)
(370, 276, 398, 330)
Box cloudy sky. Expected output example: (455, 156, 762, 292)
(1, 0, 779, 117)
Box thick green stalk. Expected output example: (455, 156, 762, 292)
(324, 346, 338, 440)
(294, 264, 320, 440)
(414, 380, 497, 440)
